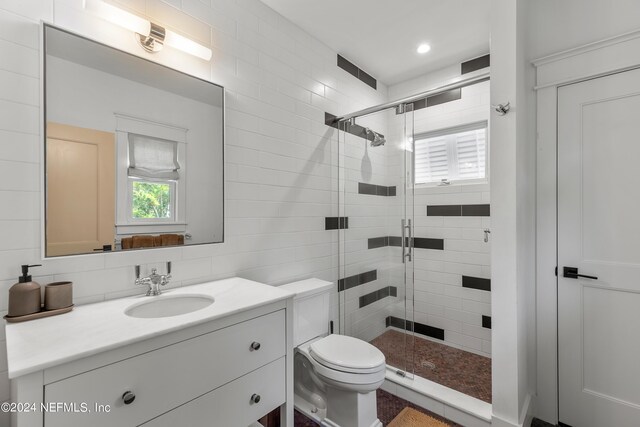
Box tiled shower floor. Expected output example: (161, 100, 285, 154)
(370, 329, 492, 403)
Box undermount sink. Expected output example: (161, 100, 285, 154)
(125, 294, 215, 318)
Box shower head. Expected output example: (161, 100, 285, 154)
(364, 127, 386, 147)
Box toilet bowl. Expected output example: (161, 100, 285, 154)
(281, 279, 386, 427)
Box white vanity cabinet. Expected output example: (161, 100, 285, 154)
(7, 279, 294, 427)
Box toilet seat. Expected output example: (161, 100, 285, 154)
(309, 334, 386, 374)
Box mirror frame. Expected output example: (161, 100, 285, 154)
(41, 23, 225, 258)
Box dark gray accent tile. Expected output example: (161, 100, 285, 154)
(368, 236, 388, 249)
(413, 237, 444, 250)
(462, 275, 491, 292)
(461, 54, 490, 74)
(358, 182, 377, 195)
(337, 54, 377, 90)
(327, 111, 385, 143)
(462, 204, 490, 216)
(337, 54, 359, 78)
(389, 286, 397, 297)
(378, 236, 443, 250)
(359, 270, 377, 284)
(358, 69, 377, 90)
(359, 286, 398, 308)
(376, 185, 388, 196)
(325, 112, 338, 128)
(358, 182, 396, 197)
(532, 418, 556, 427)
(427, 205, 462, 216)
(427, 88, 461, 107)
(386, 316, 445, 341)
(388, 236, 402, 247)
(410, 98, 427, 112)
(339, 217, 349, 229)
(482, 315, 491, 329)
(325, 217, 338, 230)
(414, 322, 445, 340)
(325, 217, 349, 230)
(338, 269, 377, 292)
(359, 292, 376, 308)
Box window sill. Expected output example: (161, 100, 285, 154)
(115, 223, 187, 235)
(415, 178, 488, 189)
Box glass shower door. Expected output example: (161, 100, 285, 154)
(337, 104, 416, 379)
(391, 103, 415, 378)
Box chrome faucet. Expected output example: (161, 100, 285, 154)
(135, 262, 172, 296)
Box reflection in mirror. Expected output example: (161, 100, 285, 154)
(44, 25, 224, 257)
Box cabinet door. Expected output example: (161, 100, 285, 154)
(45, 310, 285, 427)
(141, 357, 286, 427)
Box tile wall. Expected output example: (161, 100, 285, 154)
(0, 0, 389, 417)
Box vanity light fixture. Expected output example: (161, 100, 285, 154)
(83, 0, 212, 61)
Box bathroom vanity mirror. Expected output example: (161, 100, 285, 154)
(43, 25, 224, 257)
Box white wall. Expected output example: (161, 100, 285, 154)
(0, 0, 389, 420)
(489, 0, 536, 426)
(527, 0, 640, 60)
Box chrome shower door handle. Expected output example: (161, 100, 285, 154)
(401, 219, 412, 263)
(406, 219, 412, 262)
(401, 219, 406, 263)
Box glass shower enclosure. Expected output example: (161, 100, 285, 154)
(337, 103, 416, 378)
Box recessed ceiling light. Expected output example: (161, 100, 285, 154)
(417, 43, 431, 54)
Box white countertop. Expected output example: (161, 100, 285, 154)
(5, 277, 293, 379)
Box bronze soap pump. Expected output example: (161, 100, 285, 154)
(8, 264, 42, 317)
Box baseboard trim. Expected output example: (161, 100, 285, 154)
(491, 393, 535, 427)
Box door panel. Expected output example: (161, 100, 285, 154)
(402, 105, 415, 376)
(558, 68, 640, 427)
(46, 122, 115, 256)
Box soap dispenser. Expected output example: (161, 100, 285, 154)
(7, 265, 42, 317)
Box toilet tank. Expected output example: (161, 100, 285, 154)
(280, 278, 333, 347)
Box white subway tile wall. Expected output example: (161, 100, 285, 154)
(0, 0, 389, 418)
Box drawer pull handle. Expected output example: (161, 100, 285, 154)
(122, 391, 136, 405)
(250, 394, 261, 404)
(250, 341, 261, 351)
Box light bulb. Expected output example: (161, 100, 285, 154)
(83, 0, 150, 36)
(164, 30, 212, 61)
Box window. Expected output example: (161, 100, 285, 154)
(131, 181, 174, 220)
(127, 134, 180, 222)
(414, 121, 487, 185)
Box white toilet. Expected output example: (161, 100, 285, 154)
(281, 278, 386, 427)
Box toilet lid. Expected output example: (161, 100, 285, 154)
(309, 335, 386, 374)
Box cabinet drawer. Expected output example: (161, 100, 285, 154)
(44, 310, 285, 427)
(142, 357, 285, 427)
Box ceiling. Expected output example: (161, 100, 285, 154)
(260, 0, 490, 86)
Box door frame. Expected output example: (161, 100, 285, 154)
(533, 29, 640, 424)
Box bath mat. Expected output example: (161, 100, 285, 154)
(388, 407, 450, 427)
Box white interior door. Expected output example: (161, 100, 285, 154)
(558, 68, 640, 427)
(46, 122, 115, 256)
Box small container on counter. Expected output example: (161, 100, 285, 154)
(44, 281, 73, 311)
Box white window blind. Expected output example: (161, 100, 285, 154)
(414, 122, 487, 185)
(128, 134, 181, 180)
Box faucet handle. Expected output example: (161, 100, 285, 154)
(167, 261, 172, 275)
(135, 265, 141, 279)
